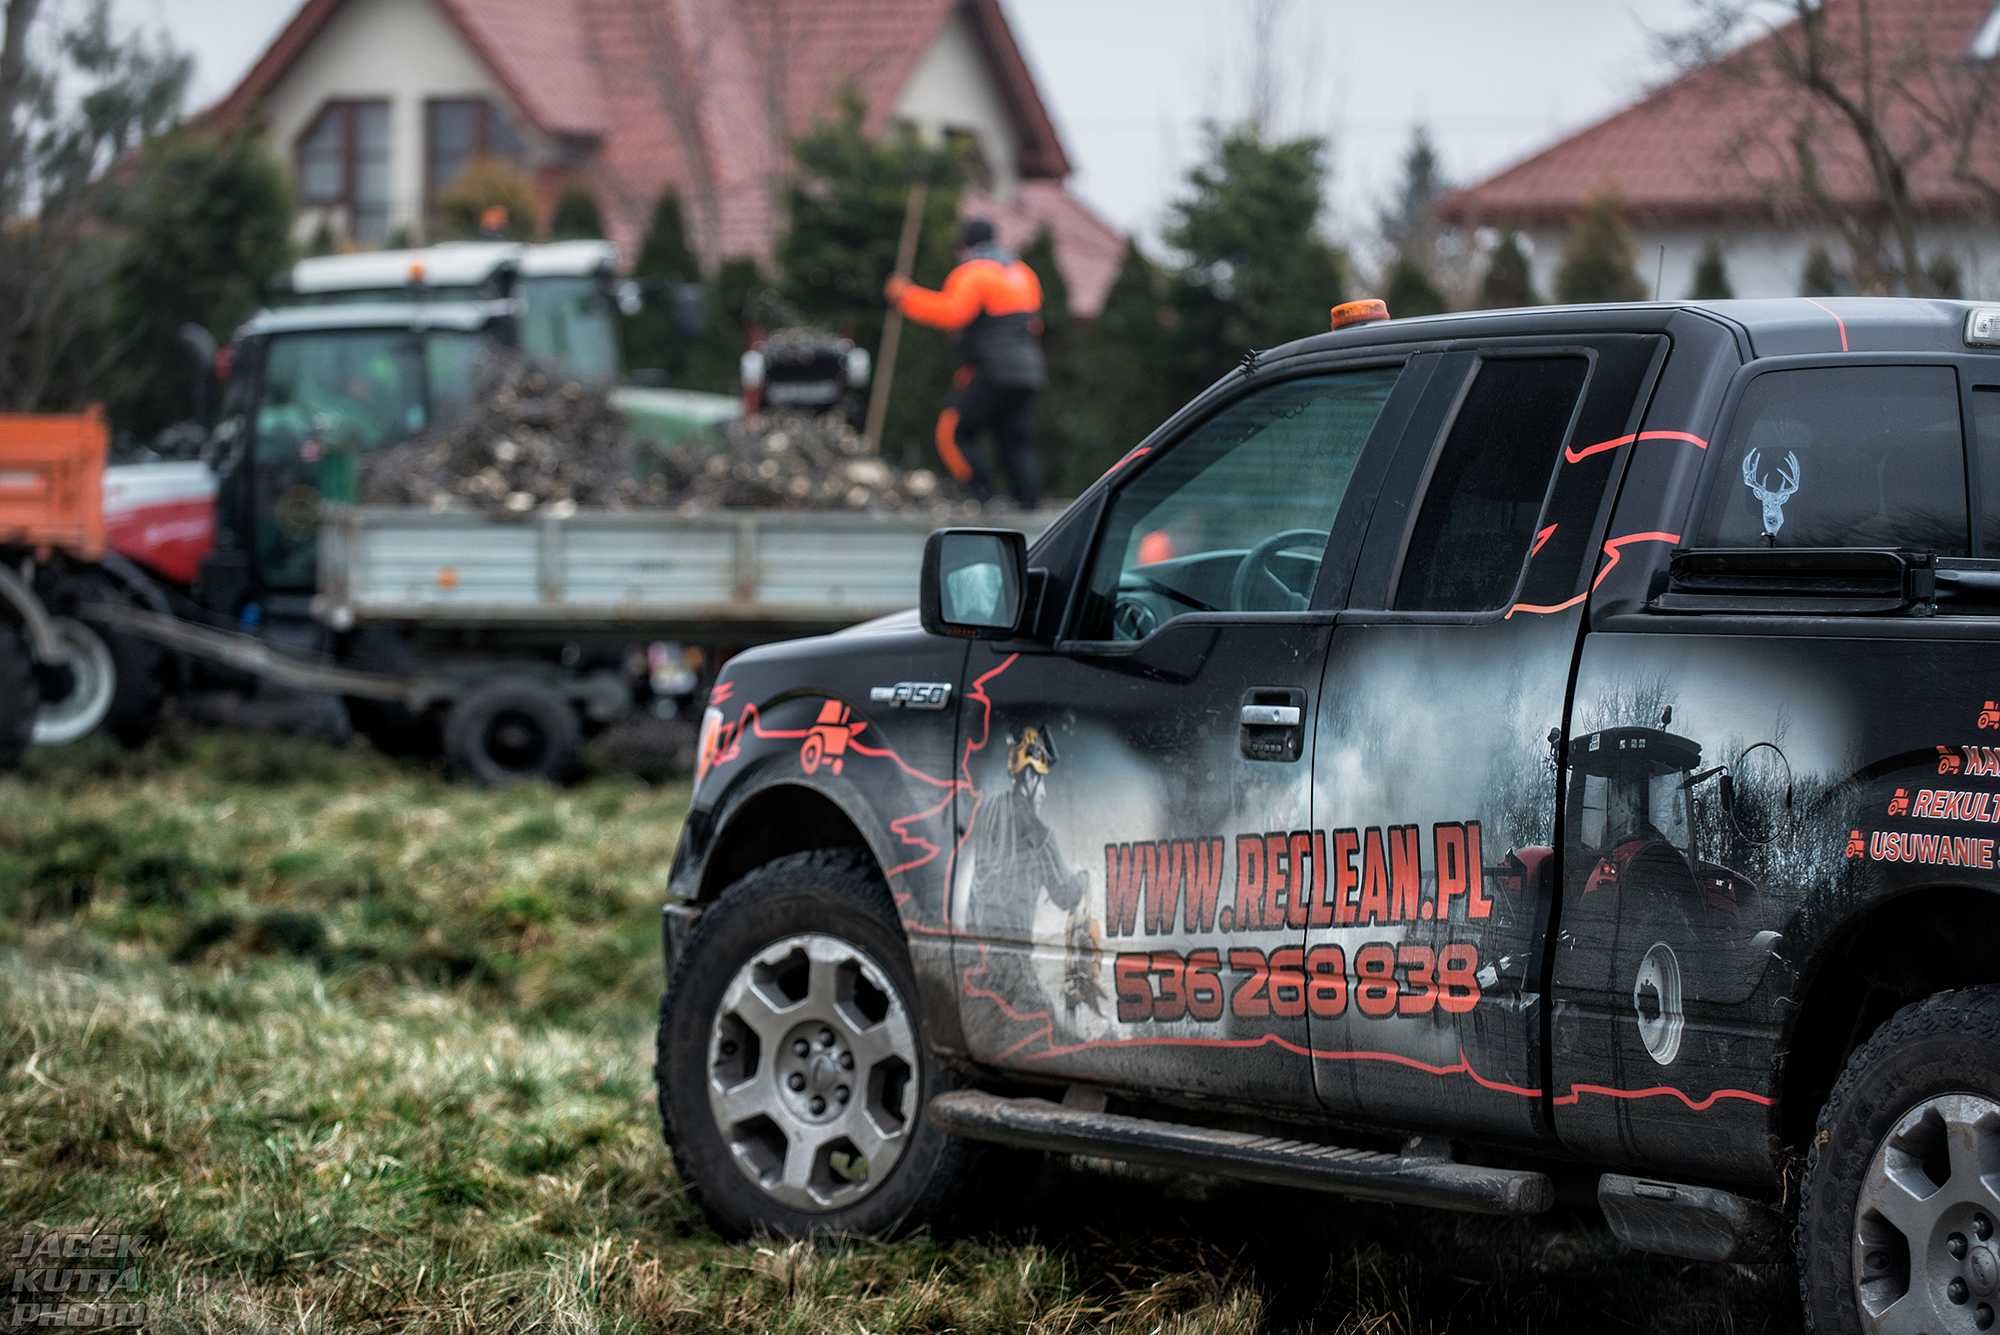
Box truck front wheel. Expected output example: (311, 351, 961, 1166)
(1799, 987, 2000, 1334)
(657, 850, 972, 1239)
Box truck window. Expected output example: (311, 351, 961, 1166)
(1080, 367, 1399, 641)
(1693, 366, 1968, 553)
(1394, 356, 1588, 612)
(1973, 388, 2000, 556)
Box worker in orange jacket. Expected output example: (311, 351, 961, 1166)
(885, 218, 1047, 506)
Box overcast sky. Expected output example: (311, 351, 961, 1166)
(110, 0, 1699, 249)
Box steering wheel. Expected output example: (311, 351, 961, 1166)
(1229, 528, 1329, 612)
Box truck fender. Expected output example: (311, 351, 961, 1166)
(0, 564, 65, 665)
(702, 760, 903, 901)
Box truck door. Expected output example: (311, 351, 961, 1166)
(948, 356, 1431, 1108)
(1303, 335, 1667, 1142)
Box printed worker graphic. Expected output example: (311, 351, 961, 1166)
(966, 726, 1087, 935)
(962, 723, 1104, 1023)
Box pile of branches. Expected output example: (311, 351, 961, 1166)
(361, 357, 672, 513)
(363, 355, 977, 517)
(652, 410, 968, 515)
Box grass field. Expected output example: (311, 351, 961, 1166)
(0, 731, 1806, 1333)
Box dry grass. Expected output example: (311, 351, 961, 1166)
(0, 730, 1803, 1332)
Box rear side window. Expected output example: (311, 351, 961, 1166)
(1973, 387, 2000, 556)
(1395, 356, 1588, 611)
(1694, 366, 1968, 553)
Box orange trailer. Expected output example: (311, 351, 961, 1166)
(0, 409, 110, 770)
(0, 408, 107, 558)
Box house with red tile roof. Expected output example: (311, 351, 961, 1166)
(205, 0, 1123, 314)
(1439, 0, 2000, 301)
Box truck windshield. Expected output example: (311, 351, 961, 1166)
(518, 276, 618, 384)
(258, 329, 485, 457)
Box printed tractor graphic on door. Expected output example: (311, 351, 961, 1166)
(1940, 745, 1965, 775)
(1980, 700, 2000, 730)
(800, 701, 867, 775)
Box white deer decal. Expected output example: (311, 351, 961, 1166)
(1741, 448, 1801, 537)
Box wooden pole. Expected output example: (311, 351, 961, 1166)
(863, 182, 928, 455)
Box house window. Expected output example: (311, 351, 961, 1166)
(297, 100, 391, 245)
(425, 98, 526, 203)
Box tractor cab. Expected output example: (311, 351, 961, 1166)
(1567, 726, 1703, 894)
(273, 240, 631, 386)
(194, 300, 511, 621)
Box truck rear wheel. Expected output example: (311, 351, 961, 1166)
(1799, 987, 2000, 1335)
(0, 619, 41, 771)
(657, 850, 972, 1239)
(442, 675, 580, 785)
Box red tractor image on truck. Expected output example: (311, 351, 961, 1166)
(799, 701, 866, 776)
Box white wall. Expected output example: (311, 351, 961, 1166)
(1516, 223, 2000, 303)
(257, 0, 543, 245)
(893, 10, 1023, 198)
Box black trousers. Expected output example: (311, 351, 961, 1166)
(936, 374, 1039, 507)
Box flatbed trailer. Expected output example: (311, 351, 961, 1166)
(313, 505, 1065, 644)
(91, 502, 1062, 784)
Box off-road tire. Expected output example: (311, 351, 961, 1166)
(41, 570, 164, 747)
(1799, 987, 2000, 1334)
(657, 849, 973, 1239)
(442, 675, 580, 785)
(0, 619, 40, 771)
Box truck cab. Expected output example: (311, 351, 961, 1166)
(658, 297, 2000, 1335)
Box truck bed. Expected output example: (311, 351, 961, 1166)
(314, 504, 1064, 638)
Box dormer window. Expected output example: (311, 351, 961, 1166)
(297, 100, 390, 245)
(425, 98, 526, 203)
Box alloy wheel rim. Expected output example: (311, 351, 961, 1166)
(32, 618, 115, 747)
(707, 931, 919, 1212)
(1853, 1092, 2000, 1333)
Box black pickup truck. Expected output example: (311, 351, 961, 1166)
(658, 297, 2000, 1335)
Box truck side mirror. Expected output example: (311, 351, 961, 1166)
(921, 529, 1026, 639)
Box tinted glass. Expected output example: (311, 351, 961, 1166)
(1083, 368, 1398, 640)
(1694, 366, 1967, 552)
(1973, 388, 2000, 556)
(1395, 356, 1587, 611)
(519, 277, 619, 384)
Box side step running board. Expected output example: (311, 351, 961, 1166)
(928, 1091, 1553, 1216)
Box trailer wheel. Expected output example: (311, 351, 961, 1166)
(32, 572, 164, 748)
(0, 619, 40, 772)
(443, 676, 580, 786)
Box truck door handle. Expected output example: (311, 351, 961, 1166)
(1240, 688, 1307, 762)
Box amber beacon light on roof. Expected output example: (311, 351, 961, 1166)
(1331, 299, 1391, 331)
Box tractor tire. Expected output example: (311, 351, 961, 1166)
(33, 571, 164, 748)
(657, 849, 974, 1240)
(442, 675, 580, 786)
(1799, 987, 2000, 1335)
(0, 619, 40, 772)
